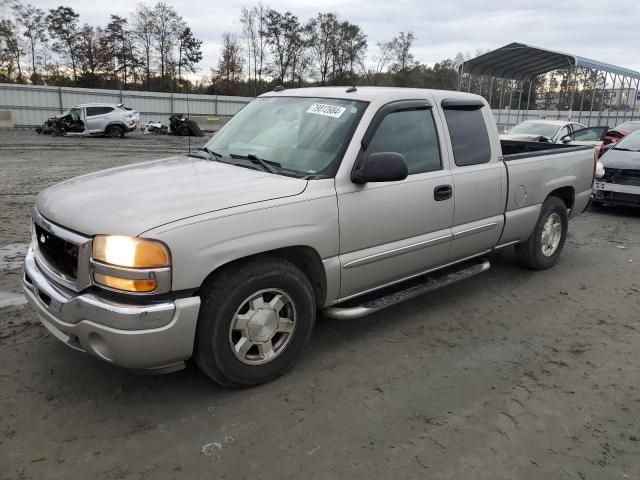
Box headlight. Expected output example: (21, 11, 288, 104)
(93, 235, 169, 268)
(91, 235, 171, 293)
(595, 161, 605, 179)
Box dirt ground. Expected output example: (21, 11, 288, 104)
(0, 129, 639, 480)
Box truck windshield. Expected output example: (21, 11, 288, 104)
(509, 122, 559, 138)
(204, 96, 367, 175)
(612, 130, 640, 152)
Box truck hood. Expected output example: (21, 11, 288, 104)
(601, 149, 640, 170)
(36, 156, 308, 236)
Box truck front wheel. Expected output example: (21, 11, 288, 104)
(195, 257, 316, 388)
(514, 196, 568, 270)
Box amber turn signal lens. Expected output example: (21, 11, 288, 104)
(92, 235, 169, 268)
(93, 273, 157, 293)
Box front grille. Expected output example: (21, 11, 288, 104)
(603, 168, 640, 186)
(598, 190, 640, 206)
(34, 222, 79, 280)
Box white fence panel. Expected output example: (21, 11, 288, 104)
(0, 83, 253, 127)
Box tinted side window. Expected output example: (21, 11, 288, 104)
(572, 128, 601, 141)
(367, 108, 441, 174)
(86, 106, 114, 116)
(443, 108, 491, 166)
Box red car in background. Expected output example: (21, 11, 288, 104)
(604, 121, 640, 145)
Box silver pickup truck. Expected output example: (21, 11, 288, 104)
(22, 87, 596, 387)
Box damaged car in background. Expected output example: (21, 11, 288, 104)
(502, 119, 613, 156)
(593, 128, 640, 207)
(36, 103, 140, 139)
(144, 113, 204, 136)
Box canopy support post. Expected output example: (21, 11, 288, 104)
(587, 70, 598, 127)
(606, 74, 618, 126)
(497, 78, 505, 130)
(622, 76, 631, 123)
(568, 66, 577, 120)
(488, 77, 494, 108)
(516, 80, 523, 123)
(525, 79, 532, 123)
(578, 67, 587, 123)
(506, 80, 514, 128)
(597, 72, 608, 126)
(631, 79, 640, 121)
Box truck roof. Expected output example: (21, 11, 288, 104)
(260, 86, 483, 104)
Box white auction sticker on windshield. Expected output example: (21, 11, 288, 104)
(306, 103, 346, 118)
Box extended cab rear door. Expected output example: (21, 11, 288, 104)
(335, 97, 454, 299)
(438, 99, 507, 260)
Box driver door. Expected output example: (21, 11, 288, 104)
(336, 100, 454, 299)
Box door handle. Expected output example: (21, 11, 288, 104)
(434, 185, 453, 201)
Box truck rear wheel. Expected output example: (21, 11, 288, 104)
(514, 196, 568, 270)
(194, 257, 316, 388)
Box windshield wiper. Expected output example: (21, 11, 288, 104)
(612, 147, 634, 151)
(187, 146, 223, 161)
(201, 147, 223, 160)
(229, 153, 281, 174)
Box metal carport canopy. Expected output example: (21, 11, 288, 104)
(461, 42, 640, 80)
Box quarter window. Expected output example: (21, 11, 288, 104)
(443, 107, 491, 166)
(367, 108, 441, 174)
(86, 106, 114, 116)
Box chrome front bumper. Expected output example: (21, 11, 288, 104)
(22, 246, 201, 372)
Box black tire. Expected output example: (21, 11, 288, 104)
(175, 124, 189, 136)
(195, 256, 316, 388)
(514, 196, 568, 270)
(107, 125, 125, 139)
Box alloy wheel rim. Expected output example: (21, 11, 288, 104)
(541, 213, 562, 257)
(228, 288, 296, 365)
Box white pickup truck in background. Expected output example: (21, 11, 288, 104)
(23, 87, 596, 387)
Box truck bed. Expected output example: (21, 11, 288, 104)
(496, 140, 595, 247)
(501, 140, 593, 160)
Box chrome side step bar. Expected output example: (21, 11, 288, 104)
(324, 259, 490, 320)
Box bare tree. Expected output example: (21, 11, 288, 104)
(240, 7, 256, 93)
(254, 3, 268, 88)
(131, 3, 154, 88)
(214, 32, 243, 95)
(0, 18, 23, 81)
(390, 31, 415, 86)
(176, 25, 202, 81)
(307, 12, 338, 85)
(265, 9, 304, 86)
(152, 2, 181, 90)
(13, 3, 47, 84)
(77, 24, 106, 85)
(46, 6, 81, 82)
(356, 40, 393, 86)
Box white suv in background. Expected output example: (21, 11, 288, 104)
(63, 103, 140, 138)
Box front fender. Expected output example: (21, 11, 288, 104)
(143, 180, 341, 299)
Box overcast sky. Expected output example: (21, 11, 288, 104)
(28, 0, 640, 76)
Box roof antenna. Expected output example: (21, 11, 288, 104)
(346, 85, 357, 93)
(273, 85, 285, 92)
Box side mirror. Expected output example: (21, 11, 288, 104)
(351, 152, 408, 184)
(561, 135, 571, 143)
